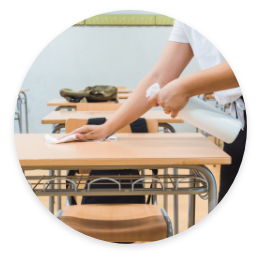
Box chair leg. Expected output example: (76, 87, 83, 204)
(161, 208, 173, 237)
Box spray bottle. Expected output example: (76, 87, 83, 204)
(146, 83, 242, 144)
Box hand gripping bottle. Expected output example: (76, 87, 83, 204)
(146, 83, 242, 144)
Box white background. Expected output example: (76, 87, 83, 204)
(1, 0, 259, 259)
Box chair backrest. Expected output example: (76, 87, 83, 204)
(116, 120, 158, 133)
(65, 118, 158, 134)
(116, 86, 126, 90)
(77, 102, 123, 111)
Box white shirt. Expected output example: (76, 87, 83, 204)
(169, 20, 245, 127)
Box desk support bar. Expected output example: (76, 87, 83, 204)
(188, 169, 196, 228)
(173, 168, 179, 235)
(164, 169, 168, 213)
(49, 170, 54, 214)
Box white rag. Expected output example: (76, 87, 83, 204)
(146, 83, 160, 98)
(45, 133, 117, 144)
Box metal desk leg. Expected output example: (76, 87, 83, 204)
(49, 170, 55, 214)
(159, 123, 176, 133)
(66, 170, 76, 206)
(57, 170, 61, 211)
(189, 165, 217, 213)
(152, 173, 158, 205)
(17, 95, 23, 133)
(20, 92, 29, 133)
(163, 168, 168, 213)
(52, 124, 65, 133)
(176, 165, 217, 214)
(188, 169, 196, 228)
(173, 168, 179, 235)
(19, 92, 28, 134)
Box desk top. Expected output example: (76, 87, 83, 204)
(19, 89, 29, 93)
(118, 94, 130, 99)
(117, 90, 132, 94)
(15, 133, 231, 170)
(47, 99, 78, 107)
(47, 99, 119, 107)
(41, 110, 184, 124)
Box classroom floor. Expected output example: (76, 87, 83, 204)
(25, 137, 221, 242)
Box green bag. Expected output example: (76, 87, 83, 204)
(60, 85, 118, 103)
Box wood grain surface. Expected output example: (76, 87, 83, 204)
(41, 110, 184, 124)
(15, 133, 231, 169)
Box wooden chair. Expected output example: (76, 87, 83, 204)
(77, 102, 122, 111)
(58, 118, 172, 242)
(57, 204, 172, 242)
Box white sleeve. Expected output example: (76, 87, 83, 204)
(169, 20, 189, 43)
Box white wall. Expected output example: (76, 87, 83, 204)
(16, 13, 200, 133)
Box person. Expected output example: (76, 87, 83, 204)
(62, 20, 246, 203)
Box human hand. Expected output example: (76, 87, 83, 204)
(58, 124, 109, 141)
(147, 79, 189, 118)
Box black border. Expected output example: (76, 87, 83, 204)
(7, 6, 254, 254)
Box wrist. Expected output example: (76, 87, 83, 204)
(171, 78, 192, 99)
(103, 120, 116, 136)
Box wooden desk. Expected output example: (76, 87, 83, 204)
(19, 89, 30, 93)
(117, 90, 132, 94)
(42, 111, 184, 125)
(118, 94, 130, 99)
(16, 133, 230, 169)
(47, 99, 117, 111)
(47, 99, 78, 108)
(42, 110, 184, 133)
(16, 133, 230, 226)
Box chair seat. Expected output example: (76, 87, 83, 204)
(60, 204, 167, 242)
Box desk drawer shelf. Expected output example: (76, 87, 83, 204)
(26, 173, 208, 197)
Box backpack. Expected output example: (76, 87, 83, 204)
(60, 85, 117, 103)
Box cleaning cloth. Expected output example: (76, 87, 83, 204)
(45, 133, 117, 144)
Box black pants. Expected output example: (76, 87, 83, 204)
(218, 99, 247, 202)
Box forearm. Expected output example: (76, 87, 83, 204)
(177, 61, 239, 98)
(104, 73, 163, 134)
(104, 41, 193, 135)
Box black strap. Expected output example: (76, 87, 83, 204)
(87, 117, 106, 125)
(146, 169, 158, 204)
(130, 118, 148, 133)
